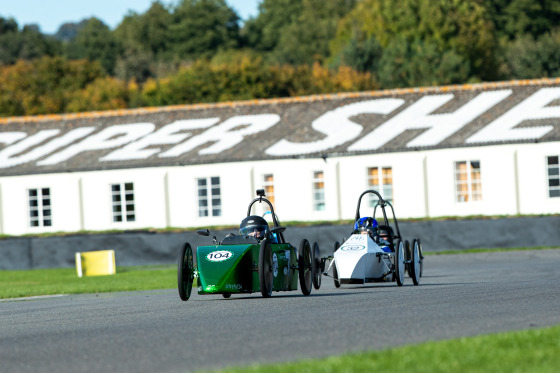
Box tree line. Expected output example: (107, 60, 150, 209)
(1, 0, 560, 117)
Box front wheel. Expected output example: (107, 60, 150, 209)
(259, 240, 273, 298)
(395, 239, 405, 286)
(312, 242, 322, 289)
(298, 239, 312, 295)
(177, 243, 194, 301)
(333, 261, 341, 288)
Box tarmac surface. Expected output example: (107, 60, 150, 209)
(1, 249, 560, 372)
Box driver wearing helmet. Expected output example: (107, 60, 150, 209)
(354, 217, 378, 240)
(239, 215, 269, 242)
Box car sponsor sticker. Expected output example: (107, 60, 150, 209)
(225, 283, 242, 291)
(206, 250, 234, 262)
(340, 244, 366, 251)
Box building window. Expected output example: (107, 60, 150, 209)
(197, 177, 221, 217)
(111, 183, 135, 222)
(263, 174, 274, 204)
(368, 167, 393, 206)
(28, 188, 52, 227)
(548, 156, 559, 198)
(312, 171, 325, 211)
(455, 161, 482, 202)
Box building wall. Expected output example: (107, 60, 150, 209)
(1, 141, 558, 236)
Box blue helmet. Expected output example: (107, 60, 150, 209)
(354, 217, 378, 233)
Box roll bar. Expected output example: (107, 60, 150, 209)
(247, 189, 285, 243)
(354, 189, 402, 241)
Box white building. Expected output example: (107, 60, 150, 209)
(1, 79, 559, 236)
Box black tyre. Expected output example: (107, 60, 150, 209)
(333, 262, 341, 288)
(312, 242, 321, 289)
(223, 293, 231, 299)
(259, 240, 273, 298)
(418, 239, 424, 277)
(404, 240, 411, 276)
(177, 242, 194, 301)
(298, 239, 312, 295)
(410, 239, 421, 286)
(395, 239, 405, 286)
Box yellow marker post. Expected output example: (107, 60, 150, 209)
(75, 249, 116, 277)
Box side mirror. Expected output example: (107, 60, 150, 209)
(196, 229, 210, 237)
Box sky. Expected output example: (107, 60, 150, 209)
(0, 0, 261, 34)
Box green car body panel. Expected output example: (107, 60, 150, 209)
(196, 243, 298, 295)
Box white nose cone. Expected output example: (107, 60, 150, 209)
(334, 234, 385, 282)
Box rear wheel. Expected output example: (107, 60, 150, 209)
(222, 293, 231, 298)
(418, 239, 424, 277)
(312, 242, 321, 289)
(395, 239, 405, 286)
(298, 239, 312, 295)
(333, 241, 341, 288)
(259, 240, 273, 298)
(405, 240, 411, 276)
(410, 239, 421, 285)
(177, 243, 194, 301)
(333, 262, 341, 288)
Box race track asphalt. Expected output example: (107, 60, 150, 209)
(1, 249, 560, 372)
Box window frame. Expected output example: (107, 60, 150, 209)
(197, 176, 222, 217)
(28, 187, 52, 227)
(547, 155, 560, 198)
(111, 182, 136, 223)
(312, 170, 325, 211)
(454, 160, 482, 203)
(263, 174, 274, 205)
(367, 166, 393, 206)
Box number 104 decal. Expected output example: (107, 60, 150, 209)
(206, 250, 233, 262)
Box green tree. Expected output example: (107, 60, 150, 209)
(65, 18, 122, 74)
(0, 17, 61, 65)
(331, 0, 498, 83)
(66, 76, 129, 112)
(502, 29, 560, 79)
(336, 36, 383, 73)
(483, 0, 560, 40)
(168, 0, 241, 60)
(53, 21, 85, 42)
(0, 57, 106, 116)
(274, 0, 356, 65)
(114, 2, 173, 58)
(377, 37, 470, 88)
(139, 57, 377, 107)
(244, 0, 355, 65)
(243, 0, 302, 52)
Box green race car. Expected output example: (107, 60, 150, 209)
(177, 189, 322, 301)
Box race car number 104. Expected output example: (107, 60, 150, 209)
(206, 250, 233, 262)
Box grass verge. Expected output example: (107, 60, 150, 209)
(0, 265, 178, 299)
(226, 325, 560, 372)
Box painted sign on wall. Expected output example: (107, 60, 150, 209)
(1, 81, 559, 175)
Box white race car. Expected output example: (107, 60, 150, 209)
(323, 190, 423, 287)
